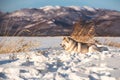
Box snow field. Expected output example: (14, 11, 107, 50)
(0, 37, 120, 80)
(0, 48, 120, 80)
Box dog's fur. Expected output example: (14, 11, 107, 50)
(61, 37, 109, 53)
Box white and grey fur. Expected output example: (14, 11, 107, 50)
(61, 37, 109, 54)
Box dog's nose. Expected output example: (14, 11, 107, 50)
(60, 44, 64, 47)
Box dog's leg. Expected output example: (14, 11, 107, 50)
(77, 43, 81, 53)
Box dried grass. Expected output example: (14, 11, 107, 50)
(0, 38, 39, 54)
(103, 40, 120, 48)
(0, 17, 39, 54)
(0, 17, 31, 36)
(71, 20, 96, 43)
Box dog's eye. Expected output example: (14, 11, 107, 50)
(66, 38, 70, 43)
(66, 40, 69, 43)
(66, 39, 69, 43)
(63, 37, 66, 40)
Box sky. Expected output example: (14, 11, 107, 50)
(0, 0, 120, 12)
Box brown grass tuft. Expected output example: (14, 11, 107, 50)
(104, 40, 120, 48)
(0, 38, 39, 54)
(0, 17, 39, 54)
(71, 20, 96, 43)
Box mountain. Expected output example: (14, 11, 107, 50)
(0, 6, 120, 36)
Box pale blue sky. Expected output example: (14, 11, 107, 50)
(0, 0, 120, 12)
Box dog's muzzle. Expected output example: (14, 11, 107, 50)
(60, 44, 65, 48)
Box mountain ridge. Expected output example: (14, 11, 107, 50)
(0, 6, 120, 36)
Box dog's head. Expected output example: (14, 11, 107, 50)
(60, 37, 73, 50)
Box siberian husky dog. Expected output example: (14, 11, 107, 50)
(61, 37, 107, 54)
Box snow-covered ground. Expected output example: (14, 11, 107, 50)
(0, 37, 120, 80)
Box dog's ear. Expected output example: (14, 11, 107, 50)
(66, 37, 70, 42)
(63, 36, 69, 39)
(63, 36, 67, 40)
(63, 36, 70, 42)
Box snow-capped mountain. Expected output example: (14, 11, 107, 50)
(0, 6, 120, 36)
